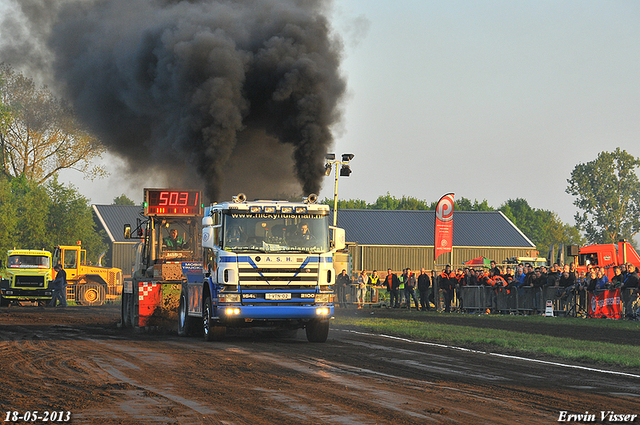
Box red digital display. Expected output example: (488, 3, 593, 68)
(144, 189, 203, 217)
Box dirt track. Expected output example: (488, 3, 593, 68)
(0, 305, 639, 424)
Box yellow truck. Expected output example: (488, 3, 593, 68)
(52, 243, 123, 306)
(0, 249, 54, 306)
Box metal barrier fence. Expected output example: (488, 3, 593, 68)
(339, 284, 640, 319)
(457, 286, 639, 318)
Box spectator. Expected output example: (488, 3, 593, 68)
(417, 268, 431, 311)
(620, 263, 628, 279)
(546, 264, 560, 287)
(621, 264, 639, 290)
(594, 269, 609, 291)
(487, 268, 507, 312)
(403, 268, 419, 311)
(586, 270, 598, 291)
(514, 266, 526, 288)
(49, 264, 67, 308)
(611, 266, 624, 287)
(336, 269, 350, 308)
(439, 265, 456, 313)
(455, 268, 465, 309)
(465, 268, 477, 286)
(369, 270, 380, 303)
(558, 265, 576, 288)
(356, 270, 369, 309)
(384, 269, 401, 308)
(621, 264, 639, 315)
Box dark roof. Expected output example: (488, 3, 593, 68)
(92, 205, 535, 248)
(332, 209, 535, 247)
(93, 205, 145, 243)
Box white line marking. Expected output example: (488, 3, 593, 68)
(340, 329, 640, 380)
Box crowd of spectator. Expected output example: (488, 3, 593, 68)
(335, 259, 640, 315)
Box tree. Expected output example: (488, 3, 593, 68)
(112, 194, 136, 206)
(0, 174, 106, 262)
(566, 148, 640, 245)
(499, 198, 584, 254)
(0, 64, 106, 183)
(46, 177, 107, 260)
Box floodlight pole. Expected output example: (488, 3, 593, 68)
(325, 153, 354, 227)
(333, 168, 339, 227)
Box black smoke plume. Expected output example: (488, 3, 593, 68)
(1, 0, 346, 202)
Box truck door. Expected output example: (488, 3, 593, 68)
(62, 248, 79, 280)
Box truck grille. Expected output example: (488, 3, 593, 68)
(238, 267, 318, 284)
(15, 275, 45, 288)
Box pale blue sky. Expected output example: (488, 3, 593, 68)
(318, 0, 640, 224)
(38, 1, 640, 224)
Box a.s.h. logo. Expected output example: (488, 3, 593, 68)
(436, 194, 454, 222)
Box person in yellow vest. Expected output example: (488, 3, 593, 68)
(369, 270, 379, 303)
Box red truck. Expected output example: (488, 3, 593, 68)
(571, 241, 640, 279)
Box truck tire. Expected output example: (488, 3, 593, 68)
(203, 296, 226, 342)
(178, 292, 194, 337)
(78, 283, 106, 306)
(121, 292, 132, 328)
(0, 295, 9, 307)
(305, 319, 329, 343)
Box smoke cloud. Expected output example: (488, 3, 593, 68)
(1, 0, 345, 202)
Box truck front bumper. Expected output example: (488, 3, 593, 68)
(1, 288, 53, 299)
(216, 304, 333, 321)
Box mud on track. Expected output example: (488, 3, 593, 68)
(0, 305, 639, 424)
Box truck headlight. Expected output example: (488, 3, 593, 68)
(220, 294, 240, 303)
(315, 294, 332, 303)
(316, 307, 330, 315)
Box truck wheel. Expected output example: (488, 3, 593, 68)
(203, 296, 226, 342)
(121, 292, 132, 328)
(79, 283, 106, 306)
(0, 295, 9, 307)
(305, 319, 329, 343)
(178, 292, 193, 336)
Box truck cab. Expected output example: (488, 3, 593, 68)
(121, 188, 203, 328)
(0, 250, 53, 306)
(179, 193, 345, 343)
(575, 241, 640, 279)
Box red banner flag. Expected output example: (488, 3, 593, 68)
(588, 289, 622, 319)
(434, 193, 454, 262)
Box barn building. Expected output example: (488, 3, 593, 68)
(332, 209, 537, 274)
(92, 205, 143, 278)
(92, 205, 538, 277)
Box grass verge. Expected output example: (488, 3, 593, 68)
(334, 316, 640, 370)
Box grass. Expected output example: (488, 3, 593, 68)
(333, 316, 640, 370)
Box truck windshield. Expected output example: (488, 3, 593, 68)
(159, 220, 199, 259)
(224, 213, 329, 253)
(8, 255, 50, 269)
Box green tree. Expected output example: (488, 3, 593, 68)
(46, 177, 106, 262)
(0, 64, 106, 183)
(0, 176, 17, 255)
(11, 176, 51, 249)
(499, 198, 584, 254)
(566, 148, 640, 245)
(0, 174, 105, 262)
(112, 194, 136, 206)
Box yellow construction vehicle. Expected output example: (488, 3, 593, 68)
(52, 242, 123, 306)
(0, 249, 54, 306)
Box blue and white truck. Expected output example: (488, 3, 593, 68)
(178, 193, 344, 342)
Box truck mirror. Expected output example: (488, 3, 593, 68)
(202, 216, 214, 227)
(124, 224, 132, 239)
(330, 227, 346, 251)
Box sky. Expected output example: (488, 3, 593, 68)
(6, 1, 640, 226)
